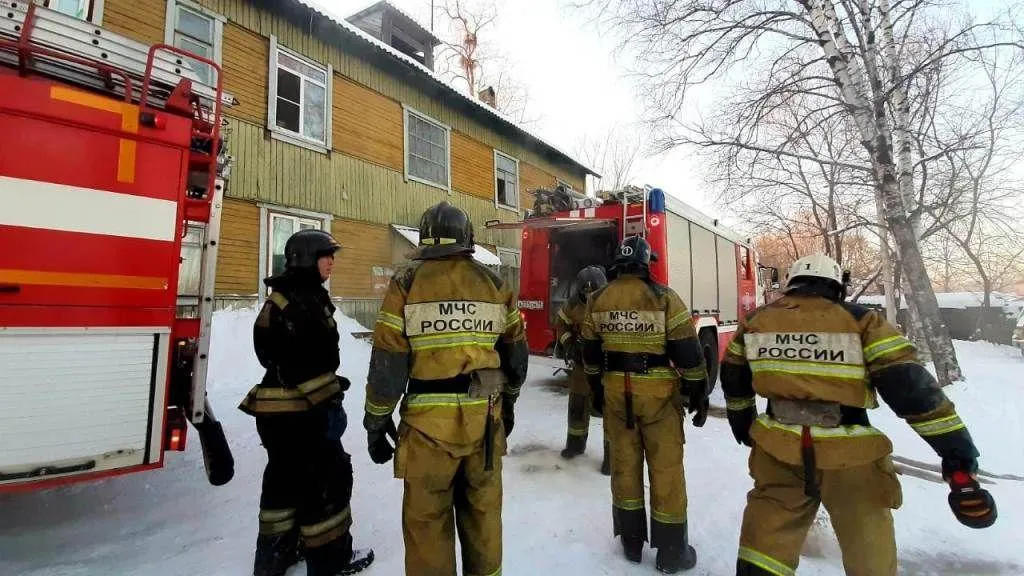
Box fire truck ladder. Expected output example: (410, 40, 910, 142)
(617, 185, 649, 240)
(0, 2, 233, 108)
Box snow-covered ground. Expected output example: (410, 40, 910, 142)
(1, 308, 1022, 575)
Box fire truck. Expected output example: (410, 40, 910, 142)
(0, 4, 234, 492)
(489, 186, 779, 383)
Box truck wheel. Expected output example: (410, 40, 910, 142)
(700, 329, 719, 390)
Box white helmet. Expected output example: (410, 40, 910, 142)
(787, 253, 843, 288)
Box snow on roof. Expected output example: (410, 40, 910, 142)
(292, 0, 598, 177)
(858, 292, 1024, 316)
(391, 224, 502, 267)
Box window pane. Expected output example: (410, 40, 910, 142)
(303, 80, 326, 142)
(407, 114, 448, 186)
(276, 98, 300, 133)
(278, 51, 327, 84)
(271, 217, 295, 277)
(177, 7, 213, 43)
(175, 35, 213, 84)
(277, 68, 301, 104)
(497, 154, 516, 174)
(299, 221, 318, 230)
(497, 179, 508, 206)
(51, 0, 86, 19)
(177, 224, 204, 296)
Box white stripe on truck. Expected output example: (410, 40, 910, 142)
(0, 176, 177, 242)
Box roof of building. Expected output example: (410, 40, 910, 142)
(346, 0, 441, 46)
(287, 0, 598, 177)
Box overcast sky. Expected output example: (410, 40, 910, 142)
(311, 0, 718, 216)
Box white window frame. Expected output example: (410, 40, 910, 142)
(163, 0, 224, 86)
(493, 150, 520, 212)
(257, 204, 333, 300)
(403, 105, 451, 192)
(37, 0, 104, 23)
(267, 35, 333, 154)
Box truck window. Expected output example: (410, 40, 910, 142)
(740, 246, 751, 279)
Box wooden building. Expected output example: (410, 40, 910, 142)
(45, 0, 593, 325)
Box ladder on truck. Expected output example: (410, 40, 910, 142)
(0, 3, 232, 429)
(615, 185, 649, 240)
(0, 2, 234, 108)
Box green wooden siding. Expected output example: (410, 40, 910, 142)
(225, 118, 522, 248)
(195, 0, 586, 191)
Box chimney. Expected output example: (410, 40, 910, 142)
(478, 86, 496, 107)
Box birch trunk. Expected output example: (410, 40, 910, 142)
(877, 0, 919, 228)
(801, 0, 962, 384)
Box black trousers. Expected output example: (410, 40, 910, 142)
(256, 409, 354, 572)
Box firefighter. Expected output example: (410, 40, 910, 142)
(238, 229, 375, 576)
(362, 201, 529, 576)
(722, 253, 997, 576)
(581, 235, 710, 574)
(556, 265, 611, 474)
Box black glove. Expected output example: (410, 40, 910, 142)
(686, 376, 710, 427)
(727, 406, 755, 446)
(501, 397, 515, 438)
(945, 466, 997, 529)
(336, 375, 351, 391)
(325, 395, 347, 440)
(367, 426, 394, 464)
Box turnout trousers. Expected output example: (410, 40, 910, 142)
(395, 424, 506, 576)
(604, 387, 688, 549)
(737, 445, 902, 576)
(566, 367, 593, 443)
(255, 411, 355, 573)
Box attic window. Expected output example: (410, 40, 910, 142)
(390, 34, 426, 65)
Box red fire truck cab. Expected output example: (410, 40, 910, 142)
(0, 4, 232, 492)
(491, 186, 778, 383)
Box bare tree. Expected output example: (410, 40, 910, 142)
(575, 125, 642, 192)
(436, 0, 538, 125)
(572, 0, 1024, 384)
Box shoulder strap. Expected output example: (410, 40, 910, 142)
(840, 302, 872, 321)
(268, 291, 289, 310)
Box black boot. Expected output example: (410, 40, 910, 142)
(654, 522, 697, 573)
(656, 545, 697, 573)
(600, 440, 611, 475)
(737, 559, 779, 575)
(335, 548, 375, 575)
(622, 536, 643, 563)
(253, 532, 302, 576)
(560, 434, 587, 459)
(306, 533, 375, 576)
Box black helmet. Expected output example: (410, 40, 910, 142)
(574, 265, 607, 303)
(284, 229, 341, 270)
(414, 201, 475, 260)
(612, 235, 652, 270)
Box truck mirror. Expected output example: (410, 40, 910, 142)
(771, 267, 779, 284)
